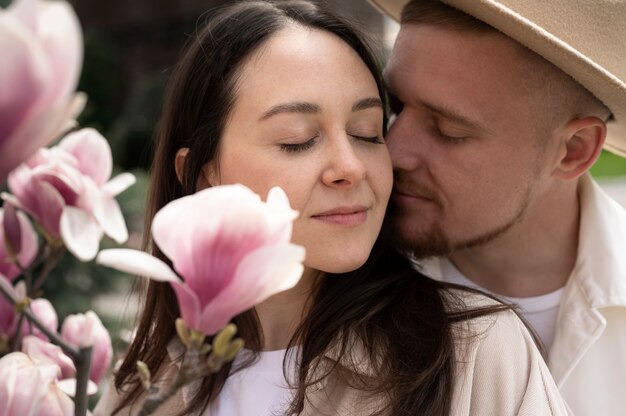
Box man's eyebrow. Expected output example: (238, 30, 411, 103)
(423, 102, 486, 132)
(384, 72, 488, 132)
(260, 102, 321, 121)
(352, 97, 383, 112)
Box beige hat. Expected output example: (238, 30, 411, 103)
(368, 0, 626, 158)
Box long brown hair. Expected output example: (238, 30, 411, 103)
(112, 2, 507, 415)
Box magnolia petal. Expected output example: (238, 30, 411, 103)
(15, 210, 38, 275)
(0, 352, 59, 416)
(57, 378, 98, 397)
(6, 0, 38, 31)
(60, 311, 112, 384)
(21, 336, 75, 380)
(37, 383, 75, 416)
(170, 282, 202, 334)
(266, 186, 298, 222)
(102, 172, 136, 197)
(96, 249, 181, 283)
(0, 206, 38, 280)
(264, 186, 298, 244)
(60, 313, 92, 348)
(0, 273, 19, 300)
(0, 292, 17, 336)
(33, 163, 83, 204)
(151, 184, 265, 257)
(151, 185, 270, 291)
(0, 93, 85, 183)
(0, 12, 49, 142)
(30, 180, 65, 237)
(0, 276, 21, 336)
(23, 298, 58, 340)
(60, 206, 102, 261)
(198, 243, 305, 335)
(2, 201, 22, 253)
(36, 0, 83, 109)
(92, 194, 128, 243)
(58, 129, 111, 186)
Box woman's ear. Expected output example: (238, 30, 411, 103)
(175, 148, 190, 184)
(553, 116, 606, 180)
(175, 148, 219, 188)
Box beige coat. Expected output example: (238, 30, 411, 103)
(422, 175, 626, 415)
(94, 297, 570, 415)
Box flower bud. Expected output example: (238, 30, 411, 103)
(2, 202, 22, 257)
(136, 360, 151, 390)
(0, 352, 74, 415)
(212, 323, 237, 358)
(61, 311, 112, 384)
(21, 298, 58, 341)
(224, 338, 245, 361)
(175, 318, 191, 347)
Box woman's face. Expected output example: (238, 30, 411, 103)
(205, 25, 392, 273)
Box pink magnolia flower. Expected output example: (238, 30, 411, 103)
(60, 310, 112, 384)
(3, 128, 136, 261)
(0, 295, 17, 343)
(0, 0, 85, 182)
(0, 351, 74, 416)
(97, 185, 305, 335)
(21, 335, 75, 380)
(0, 280, 26, 341)
(21, 336, 99, 397)
(0, 204, 38, 281)
(0, 284, 57, 346)
(20, 297, 58, 341)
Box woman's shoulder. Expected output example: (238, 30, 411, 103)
(443, 288, 542, 377)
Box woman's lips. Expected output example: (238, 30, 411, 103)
(312, 206, 368, 226)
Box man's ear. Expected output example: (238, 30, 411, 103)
(553, 117, 606, 180)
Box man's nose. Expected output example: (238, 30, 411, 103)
(386, 111, 425, 172)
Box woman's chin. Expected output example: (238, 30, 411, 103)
(311, 255, 370, 274)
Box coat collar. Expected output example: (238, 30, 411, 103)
(548, 174, 626, 385)
(568, 174, 626, 308)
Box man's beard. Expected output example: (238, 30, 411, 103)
(388, 192, 531, 259)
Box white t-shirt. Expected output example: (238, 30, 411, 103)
(208, 348, 296, 416)
(440, 258, 563, 350)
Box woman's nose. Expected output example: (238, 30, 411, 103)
(321, 136, 367, 188)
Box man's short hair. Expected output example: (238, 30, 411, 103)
(400, 0, 611, 128)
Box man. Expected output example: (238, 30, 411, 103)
(366, 0, 626, 414)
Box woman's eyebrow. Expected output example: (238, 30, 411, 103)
(259, 102, 321, 121)
(352, 97, 383, 112)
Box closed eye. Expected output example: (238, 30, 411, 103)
(434, 128, 467, 144)
(351, 135, 384, 144)
(279, 137, 317, 153)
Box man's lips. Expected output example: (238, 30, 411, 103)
(311, 205, 368, 226)
(392, 188, 436, 205)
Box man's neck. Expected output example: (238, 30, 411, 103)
(448, 182, 581, 298)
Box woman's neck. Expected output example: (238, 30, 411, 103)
(254, 267, 321, 351)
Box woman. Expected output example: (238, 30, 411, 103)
(95, 1, 569, 415)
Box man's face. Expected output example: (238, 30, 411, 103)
(384, 24, 558, 257)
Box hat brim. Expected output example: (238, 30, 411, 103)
(369, 0, 626, 157)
